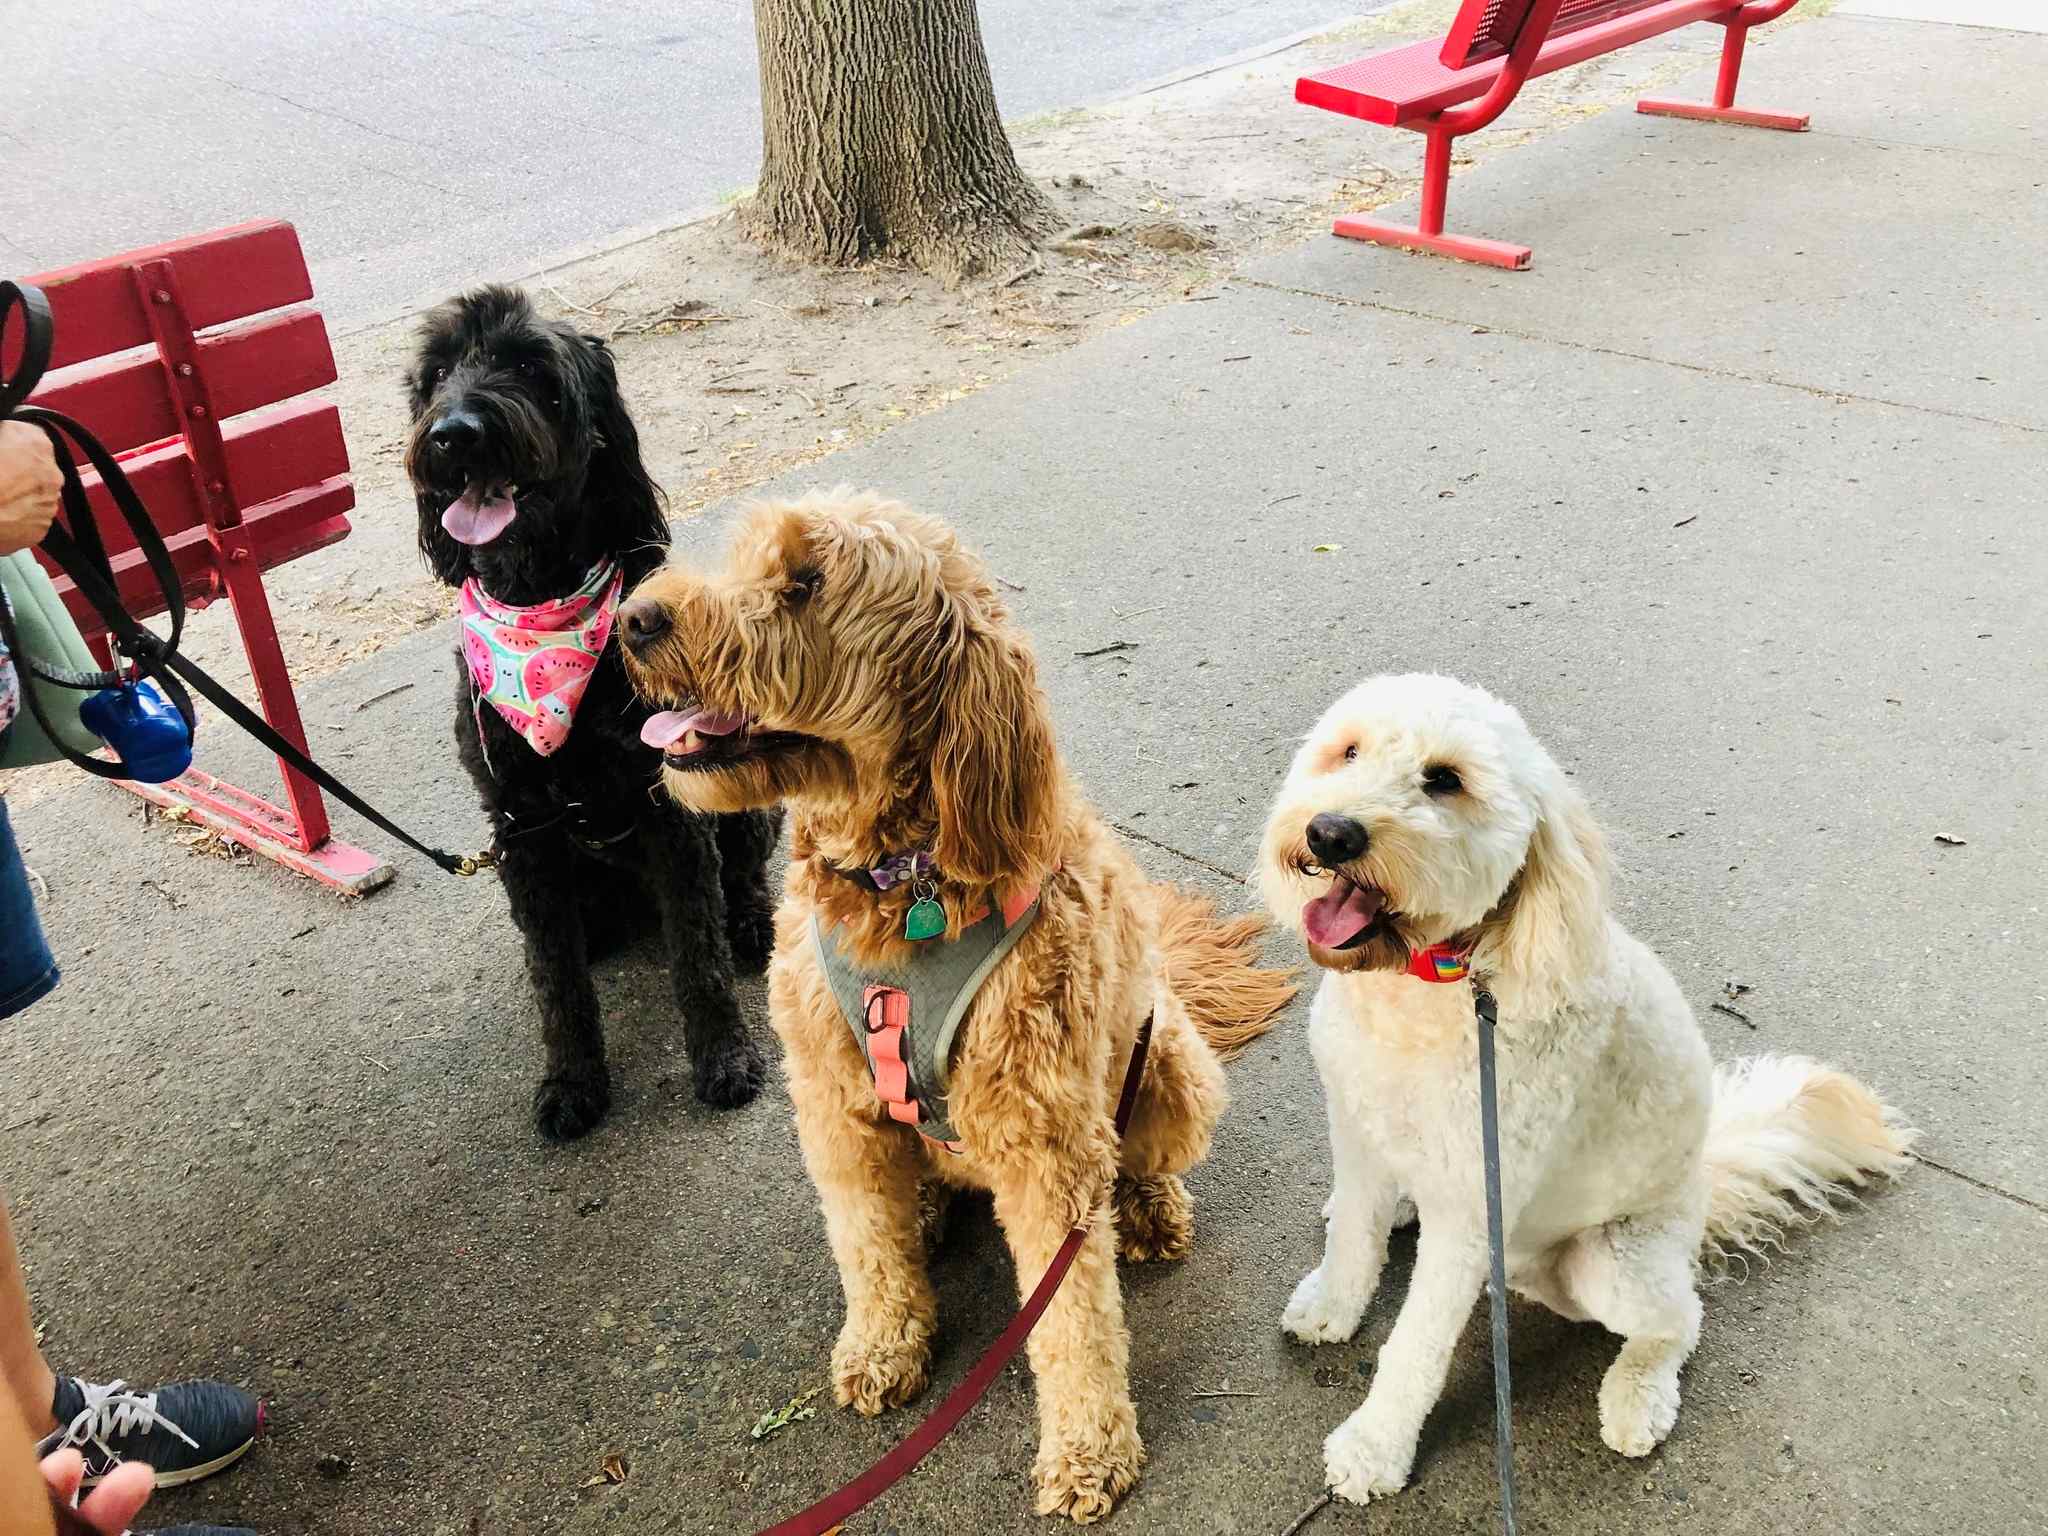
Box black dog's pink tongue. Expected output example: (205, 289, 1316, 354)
(1304, 876, 1382, 949)
(442, 487, 518, 546)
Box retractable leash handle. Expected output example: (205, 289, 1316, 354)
(0, 279, 486, 876)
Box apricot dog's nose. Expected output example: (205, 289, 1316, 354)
(1305, 812, 1368, 867)
(619, 597, 672, 654)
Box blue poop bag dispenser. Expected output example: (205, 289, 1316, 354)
(79, 679, 193, 784)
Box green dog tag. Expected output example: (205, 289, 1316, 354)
(904, 897, 947, 941)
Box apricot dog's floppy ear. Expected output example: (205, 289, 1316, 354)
(930, 622, 1061, 889)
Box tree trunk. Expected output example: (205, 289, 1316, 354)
(745, 0, 1055, 284)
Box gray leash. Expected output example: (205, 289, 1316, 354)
(1474, 985, 1519, 1536)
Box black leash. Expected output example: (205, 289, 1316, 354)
(0, 278, 490, 878)
(1474, 984, 1520, 1536)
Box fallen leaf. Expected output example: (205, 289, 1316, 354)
(1312, 543, 1342, 553)
(1933, 833, 1966, 847)
(751, 1387, 823, 1441)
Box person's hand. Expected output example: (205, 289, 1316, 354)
(0, 422, 61, 556)
(38, 1450, 154, 1535)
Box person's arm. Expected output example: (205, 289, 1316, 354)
(0, 424, 60, 556)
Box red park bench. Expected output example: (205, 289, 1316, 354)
(15, 220, 392, 894)
(1298, 0, 1806, 269)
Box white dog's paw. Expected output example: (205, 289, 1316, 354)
(1282, 1265, 1366, 1344)
(1323, 1413, 1415, 1505)
(1598, 1360, 1681, 1458)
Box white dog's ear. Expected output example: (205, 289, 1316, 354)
(1476, 774, 1609, 995)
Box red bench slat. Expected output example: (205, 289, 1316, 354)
(1444, 0, 1689, 69)
(1299, 0, 1733, 126)
(9, 221, 314, 373)
(51, 481, 355, 624)
(67, 398, 350, 548)
(25, 308, 339, 461)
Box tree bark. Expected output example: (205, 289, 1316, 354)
(745, 0, 1055, 284)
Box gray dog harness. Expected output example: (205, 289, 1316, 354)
(810, 886, 1042, 1151)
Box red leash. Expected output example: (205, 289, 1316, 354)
(754, 1014, 1155, 1536)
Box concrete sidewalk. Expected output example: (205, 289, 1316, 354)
(4, 10, 2042, 1535)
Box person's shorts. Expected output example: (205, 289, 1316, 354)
(0, 795, 59, 1019)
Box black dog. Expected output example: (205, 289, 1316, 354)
(406, 285, 775, 1139)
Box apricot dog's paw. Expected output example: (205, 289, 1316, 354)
(1114, 1174, 1193, 1263)
(1032, 1420, 1145, 1524)
(830, 1313, 931, 1416)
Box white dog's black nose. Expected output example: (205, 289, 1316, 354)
(1306, 812, 1368, 867)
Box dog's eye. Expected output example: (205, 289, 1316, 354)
(1423, 764, 1463, 796)
(1299, 859, 1328, 878)
(783, 566, 823, 605)
(430, 365, 448, 385)
(1343, 744, 1358, 763)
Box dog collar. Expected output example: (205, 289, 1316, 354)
(1405, 943, 1473, 983)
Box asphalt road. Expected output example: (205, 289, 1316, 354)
(1, 0, 1352, 328)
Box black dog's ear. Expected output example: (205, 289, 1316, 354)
(576, 334, 669, 561)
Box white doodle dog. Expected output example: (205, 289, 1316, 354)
(1258, 673, 1914, 1504)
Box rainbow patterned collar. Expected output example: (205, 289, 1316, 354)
(1405, 944, 1473, 983)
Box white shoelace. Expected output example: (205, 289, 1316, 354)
(46, 1379, 199, 1466)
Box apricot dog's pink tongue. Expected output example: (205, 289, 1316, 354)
(639, 709, 747, 754)
(1304, 876, 1382, 949)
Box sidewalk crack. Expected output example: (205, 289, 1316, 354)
(1109, 821, 1248, 885)
(1237, 277, 2043, 437)
(1908, 1151, 2047, 1217)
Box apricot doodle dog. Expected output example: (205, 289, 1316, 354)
(1259, 674, 1916, 1504)
(619, 491, 1294, 1521)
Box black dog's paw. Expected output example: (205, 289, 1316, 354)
(727, 899, 777, 976)
(694, 1035, 765, 1110)
(534, 1067, 612, 1141)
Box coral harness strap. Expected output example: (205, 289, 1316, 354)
(752, 1013, 1153, 1536)
(1405, 941, 1518, 1536)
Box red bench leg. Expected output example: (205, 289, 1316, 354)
(1637, 18, 1809, 132)
(1332, 126, 1533, 271)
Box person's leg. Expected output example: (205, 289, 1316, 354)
(0, 798, 60, 1025)
(0, 1201, 57, 1438)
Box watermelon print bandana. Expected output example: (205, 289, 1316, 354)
(459, 562, 623, 757)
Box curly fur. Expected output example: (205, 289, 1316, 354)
(622, 489, 1294, 1522)
(1259, 673, 1915, 1503)
(406, 286, 779, 1139)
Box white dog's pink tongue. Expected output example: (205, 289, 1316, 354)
(441, 487, 518, 546)
(639, 709, 747, 755)
(1304, 877, 1382, 949)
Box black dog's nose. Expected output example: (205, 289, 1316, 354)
(428, 409, 484, 458)
(619, 597, 672, 653)
(1306, 812, 1369, 867)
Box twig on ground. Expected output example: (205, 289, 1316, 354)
(1113, 604, 1165, 621)
(541, 280, 628, 318)
(352, 681, 415, 712)
(1710, 1002, 1755, 1028)
(998, 250, 1045, 289)
(364, 1055, 393, 1074)
(1266, 492, 1303, 508)
(1278, 1490, 1335, 1536)
(1190, 1389, 1263, 1399)
(1075, 640, 1139, 659)
(994, 574, 1027, 592)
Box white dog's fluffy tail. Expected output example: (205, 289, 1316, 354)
(1702, 1055, 1917, 1263)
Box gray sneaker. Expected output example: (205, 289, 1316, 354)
(40, 1377, 263, 1488)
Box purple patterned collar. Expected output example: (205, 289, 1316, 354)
(864, 850, 934, 891)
